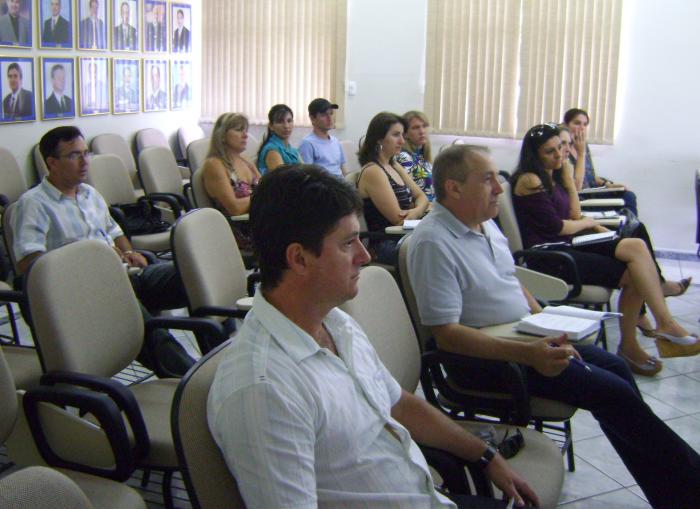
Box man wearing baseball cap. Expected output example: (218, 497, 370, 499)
(298, 98, 347, 177)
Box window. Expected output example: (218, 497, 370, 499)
(425, 0, 623, 143)
(201, 0, 347, 126)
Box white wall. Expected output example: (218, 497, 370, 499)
(336, 0, 699, 253)
(0, 1, 201, 187)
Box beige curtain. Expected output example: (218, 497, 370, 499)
(425, 0, 522, 137)
(201, 0, 347, 126)
(519, 0, 623, 143)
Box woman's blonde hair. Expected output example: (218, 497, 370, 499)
(402, 110, 432, 163)
(207, 113, 249, 172)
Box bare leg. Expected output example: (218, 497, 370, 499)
(617, 273, 659, 364)
(615, 238, 689, 338)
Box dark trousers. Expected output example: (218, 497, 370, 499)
(527, 345, 700, 508)
(128, 261, 188, 314)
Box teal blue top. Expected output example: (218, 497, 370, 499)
(257, 133, 302, 174)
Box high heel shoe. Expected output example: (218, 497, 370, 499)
(655, 334, 700, 358)
(636, 325, 657, 338)
(617, 350, 663, 376)
(663, 277, 692, 297)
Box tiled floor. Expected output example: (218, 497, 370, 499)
(1, 255, 699, 508)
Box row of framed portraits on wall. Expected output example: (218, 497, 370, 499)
(0, 55, 191, 122)
(0, 0, 191, 53)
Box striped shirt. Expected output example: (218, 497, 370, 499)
(12, 178, 123, 262)
(207, 292, 455, 509)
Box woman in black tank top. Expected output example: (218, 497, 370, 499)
(356, 112, 429, 264)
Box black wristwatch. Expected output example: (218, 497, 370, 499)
(478, 444, 497, 468)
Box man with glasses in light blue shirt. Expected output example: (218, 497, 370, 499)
(12, 126, 194, 376)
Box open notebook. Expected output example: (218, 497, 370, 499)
(516, 305, 621, 341)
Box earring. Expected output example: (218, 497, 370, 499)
(378, 143, 383, 153)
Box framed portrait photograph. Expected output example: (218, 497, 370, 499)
(112, 57, 139, 113)
(170, 3, 190, 54)
(79, 56, 109, 115)
(170, 59, 190, 110)
(0, 0, 32, 47)
(143, 58, 167, 111)
(78, 0, 108, 50)
(142, 0, 166, 52)
(0, 57, 35, 122)
(41, 57, 75, 119)
(112, 0, 138, 51)
(39, 0, 73, 49)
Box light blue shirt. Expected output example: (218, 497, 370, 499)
(408, 203, 530, 328)
(298, 132, 346, 177)
(12, 178, 123, 262)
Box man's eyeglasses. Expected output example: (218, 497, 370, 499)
(58, 151, 93, 161)
(528, 123, 558, 139)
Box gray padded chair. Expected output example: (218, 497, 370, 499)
(171, 342, 245, 509)
(177, 124, 205, 162)
(0, 147, 28, 206)
(91, 133, 145, 197)
(0, 344, 145, 509)
(20, 240, 183, 507)
(138, 146, 192, 212)
(186, 138, 210, 175)
(32, 144, 49, 181)
(87, 154, 171, 253)
(340, 265, 564, 509)
(135, 128, 190, 181)
(190, 165, 214, 208)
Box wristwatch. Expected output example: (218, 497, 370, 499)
(478, 444, 497, 468)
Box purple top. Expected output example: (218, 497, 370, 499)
(512, 184, 572, 248)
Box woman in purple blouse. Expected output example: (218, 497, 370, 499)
(510, 123, 698, 374)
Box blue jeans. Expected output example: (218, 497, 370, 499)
(527, 345, 700, 508)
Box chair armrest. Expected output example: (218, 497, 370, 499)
(0, 288, 25, 305)
(145, 315, 226, 358)
(421, 345, 531, 425)
(39, 371, 149, 459)
(190, 305, 248, 320)
(419, 444, 493, 498)
(513, 249, 582, 299)
(139, 193, 184, 219)
(23, 382, 137, 481)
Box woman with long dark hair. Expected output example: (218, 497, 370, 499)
(356, 112, 429, 264)
(256, 104, 302, 174)
(511, 123, 698, 374)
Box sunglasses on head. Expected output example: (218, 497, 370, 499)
(528, 123, 559, 139)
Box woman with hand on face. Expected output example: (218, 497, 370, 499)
(564, 108, 639, 217)
(256, 104, 302, 174)
(511, 123, 699, 375)
(356, 112, 429, 264)
(397, 110, 435, 202)
(202, 113, 261, 250)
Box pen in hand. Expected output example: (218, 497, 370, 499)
(549, 341, 592, 372)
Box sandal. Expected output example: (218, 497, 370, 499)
(617, 350, 663, 376)
(663, 277, 692, 298)
(636, 315, 656, 338)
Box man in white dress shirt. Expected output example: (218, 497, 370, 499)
(207, 164, 538, 509)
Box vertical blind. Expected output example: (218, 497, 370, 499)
(426, 0, 623, 143)
(201, 0, 347, 126)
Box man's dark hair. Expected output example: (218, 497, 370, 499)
(250, 165, 362, 290)
(7, 62, 21, 79)
(50, 63, 64, 79)
(39, 126, 84, 162)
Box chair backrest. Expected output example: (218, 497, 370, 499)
(340, 265, 421, 393)
(0, 466, 95, 509)
(187, 138, 210, 174)
(135, 128, 169, 154)
(91, 133, 140, 189)
(340, 139, 359, 174)
(33, 144, 49, 181)
(0, 347, 18, 443)
(241, 132, 259, 161)
(0, 147, 28, 204)
(190, 165, 214, 208)
(138, 146, 184, 196)
(495, 180, 524, 252)
(87, 154, 138, 205)
(172, 343, 245, 509)
(397, 235, 433, 352)
(171, 209, 247, 315)
(178, 124, 206, 159)
(2, 202, 18, 274)
(26, 240, 144, 376)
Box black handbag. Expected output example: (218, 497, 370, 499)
(113, 201, 170, 236)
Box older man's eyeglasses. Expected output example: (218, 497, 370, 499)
(58, 150, 93, 161)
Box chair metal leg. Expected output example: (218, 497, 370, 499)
(564, 420, 576, 472)
(162, 470, 174, 509)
